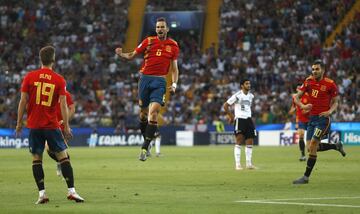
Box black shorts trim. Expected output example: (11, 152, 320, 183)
(234, 118, 256, 139)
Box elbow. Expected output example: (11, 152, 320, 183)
(223, 103, 228, 110)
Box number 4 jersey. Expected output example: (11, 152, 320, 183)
(21, 68, 66, 129)
(298, 76, 338, 116)
(226, 90, 254, 119)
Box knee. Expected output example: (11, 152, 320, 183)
(148, 111, 159, 121)
(308, 144, 317, 155)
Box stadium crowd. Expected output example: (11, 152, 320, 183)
(169, 0, 360, 125)
(0, 0, 359, 129)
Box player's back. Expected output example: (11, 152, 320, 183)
(22, 68, 66, 129)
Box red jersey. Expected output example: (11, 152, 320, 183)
(21, 68, 66, 129)
(135, 36, 179, 76)
(292, 92, 310, 123)
(56, 91, 74, 130)
(299, 76, 338, 116)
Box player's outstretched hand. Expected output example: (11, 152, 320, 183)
(168, 86, 176, 95)
(168, 82, 177, 95)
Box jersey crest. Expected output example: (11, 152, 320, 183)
(165, 45, 172, 53)
(320, 85, 327, 91)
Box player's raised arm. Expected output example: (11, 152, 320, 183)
(115, 48, 137, 60)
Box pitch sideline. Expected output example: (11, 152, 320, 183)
(236, 196, 360, 208)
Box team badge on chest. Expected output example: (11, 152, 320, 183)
(165, 45, 172, 53)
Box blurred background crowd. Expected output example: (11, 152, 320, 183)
(0, 0, 359, 129)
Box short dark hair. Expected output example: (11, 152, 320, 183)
(312, 59, 324, 68)
(39, 46, 55, 66)
(240, 79, 250, 85)
(156, 17, 167, 24)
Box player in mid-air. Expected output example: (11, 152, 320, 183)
(223, 79, 257, 170)
(115, 17, 179, 161)
(289, 85, 310, 161)
(15, 46, 84, 203)
(293, 60, 346, 184)
(46, 90, 75, 177)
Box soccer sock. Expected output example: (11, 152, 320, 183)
(39, 189, 46, 197)
(299, 138, 305, 156)
(68, 187, 76, 194)
(32, 160, 45, 191)
(148, 142, 153, 152)
(47, 150, 58, 162)
(141, 121, 157, 150)
(317, 143, 336, 151)
(139, 118, 148, 140)
(304, 154, 317, 177)
(245, 145, 253, 166)
(60, 158, 74, 188)
(155, 137, 161, 154)
(234, 145, 241, 167)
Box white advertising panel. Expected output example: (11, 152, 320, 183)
(258, 130, 300, 146)
(176, 131, 194, 147)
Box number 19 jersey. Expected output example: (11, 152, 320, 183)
(21, 68, 66, 129)
(226, 90, 254, 119)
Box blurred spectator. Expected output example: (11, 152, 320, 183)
(1, 0, 359, 129)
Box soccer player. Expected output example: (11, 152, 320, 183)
(115, 17, 179, 161)
(288, 86, 310, 161)
(46, 90, 75, 177)
(223, 79, 256, 170)
(293, 60, 346, 184)
(15, 46, 84, 203)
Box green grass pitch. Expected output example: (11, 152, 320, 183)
(0, 146, 359, 214)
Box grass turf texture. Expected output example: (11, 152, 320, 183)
(0, 146, 359, 214)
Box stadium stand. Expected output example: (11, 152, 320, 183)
(0, 0, 358, 129)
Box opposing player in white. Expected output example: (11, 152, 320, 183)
(223, 79, 257, 170)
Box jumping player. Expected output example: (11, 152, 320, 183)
(115, 17, 180, 161)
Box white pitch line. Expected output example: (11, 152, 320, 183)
(242, 196, 360, 202)
(236, 201, 360, 208)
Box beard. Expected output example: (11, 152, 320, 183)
(157, 32, 166, 39)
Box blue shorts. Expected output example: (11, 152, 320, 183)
(297, 122, 308, 130)
(138, 75, 166, 108)
(29, 129, 67, 155)
(306, 116, 331, 141)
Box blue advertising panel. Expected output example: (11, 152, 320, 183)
(341, 131, 360, 145)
